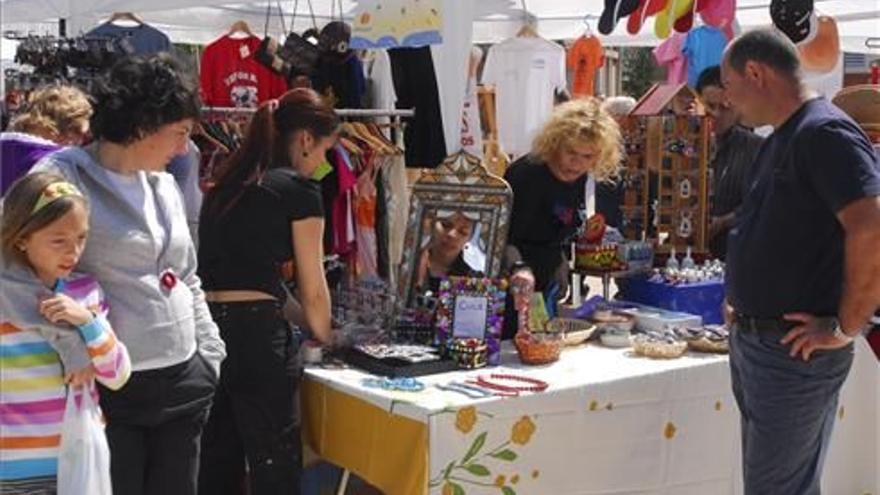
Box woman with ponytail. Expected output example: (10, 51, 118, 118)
(197, 88, 339, 495)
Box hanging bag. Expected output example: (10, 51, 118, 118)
(255, 1, 292, 76)
(279, 0, 322, 77)
(57, 384, 112, 495)
(256, 0, 321, 78)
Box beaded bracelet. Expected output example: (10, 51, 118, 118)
(469, 374, 549, 393)
(362, 377, 426, 392)
(447, 338, 488, 370)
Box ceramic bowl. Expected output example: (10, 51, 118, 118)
(599, 331, 632, 348)
(592, 310, 636, 334)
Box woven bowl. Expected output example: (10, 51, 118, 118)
(592, 310, 636, 333)
(631, 336, 688, 359)
(687, 338, 729, 354)
(546, 318, 597, 346)
(514, 332, 562, 365)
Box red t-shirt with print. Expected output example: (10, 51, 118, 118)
(199, 35, 288, 108)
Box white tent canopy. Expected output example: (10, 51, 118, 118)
(2, 0, 878, 52)
(2, 0, 875, 157)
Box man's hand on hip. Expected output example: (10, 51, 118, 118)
(781, 312, 852, 361)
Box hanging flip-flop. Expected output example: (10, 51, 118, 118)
(798, 14, 839, 73)
(627, 0, 668, 35)
(770, 0, 815, 44)
(673, 0, 706, 33)
(700, 0, 736, 30)
(673, 9, 694, 32)
(599, 0, 641, 35)
(655, 0, 695, 39)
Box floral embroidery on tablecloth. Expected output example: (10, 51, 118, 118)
(431, 408, 540, 494)
(664, 422, 677, 439)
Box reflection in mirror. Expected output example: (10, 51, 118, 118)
(398, 152, 513, 307)
(414, 209, 485, 294)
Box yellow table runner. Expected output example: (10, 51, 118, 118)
(302, 377, 429, 495)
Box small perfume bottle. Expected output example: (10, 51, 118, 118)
(682, 246, 696, 269)
(666, 247, 680, 270)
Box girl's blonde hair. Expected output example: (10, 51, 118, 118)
(532, 97, 623, 181)
(9, 85, 92, 141)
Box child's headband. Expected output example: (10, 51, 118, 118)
(32, 181, 84, 215)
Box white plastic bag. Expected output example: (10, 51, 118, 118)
(57, 385, 112, 495)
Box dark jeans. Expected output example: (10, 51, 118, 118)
(729, 323, 854, 495)
(97, 353, 217, 495)
(199, 301, 302, 495)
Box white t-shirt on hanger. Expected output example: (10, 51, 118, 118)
(460, 45, 484, 157)
(481, 36, 566, 158)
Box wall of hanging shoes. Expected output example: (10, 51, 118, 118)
(653, 115, 710, 254)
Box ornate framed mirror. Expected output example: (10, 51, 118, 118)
(398, 152, 513, 307)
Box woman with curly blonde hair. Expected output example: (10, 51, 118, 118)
(504, 98, 622, 318)
(1, 85, 92, 195)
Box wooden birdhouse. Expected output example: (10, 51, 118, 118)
(620, 83, 710, 255)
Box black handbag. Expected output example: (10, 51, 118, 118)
(255, 0, 320, 79)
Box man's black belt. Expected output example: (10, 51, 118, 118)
(734, 313, 800, 333)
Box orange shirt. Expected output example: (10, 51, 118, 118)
(567, 35, 605, 97)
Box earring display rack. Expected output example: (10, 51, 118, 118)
(652, 115, 710, 254)
(620, 112, 709, 255)
(618, 116, 650, 242)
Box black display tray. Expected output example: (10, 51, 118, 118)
(342, 348, 459, 378)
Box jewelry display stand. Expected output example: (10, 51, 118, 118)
(627, 84, 710, 255)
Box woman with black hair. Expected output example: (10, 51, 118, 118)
(33, 53, 226, 495)
(197, 88, 337, 494)
(415, 209, 482, 293)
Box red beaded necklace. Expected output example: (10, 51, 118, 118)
(471, 374, 549, 394)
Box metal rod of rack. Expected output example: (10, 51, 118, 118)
(201, 106, 414, 149)
(200, 106, 415, 118)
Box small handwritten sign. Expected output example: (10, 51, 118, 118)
(452, 296, 488, 339)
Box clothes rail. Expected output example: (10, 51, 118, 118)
(201, 106, 415, 118)
(201, 107, 415, 149)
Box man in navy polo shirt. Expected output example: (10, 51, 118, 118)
(721, 29, 880, 494)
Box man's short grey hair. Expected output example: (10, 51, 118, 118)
(602, 96, 637, 117)
(725, 28, 801, 79)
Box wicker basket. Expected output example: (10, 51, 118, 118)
(631, 336, 688, 359)
(687, 338, 729, 354)
(514, 332, 562, 365)
(546, 318, 597, 346)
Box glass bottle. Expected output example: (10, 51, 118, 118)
(666, 247, 680, 270)
(682, 246, 696, 270)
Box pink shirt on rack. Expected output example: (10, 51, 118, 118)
(653, 32, 689, 86)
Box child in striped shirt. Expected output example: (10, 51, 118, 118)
(1, 172, 131, 494)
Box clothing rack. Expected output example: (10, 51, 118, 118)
(201, 106, 414, 119)
(200, 106, 415, 148)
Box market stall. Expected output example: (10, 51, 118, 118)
(2, 1, 878, 494)
(302, 340, 878, 495)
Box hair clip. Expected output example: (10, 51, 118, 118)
(435, 382, 494, 399)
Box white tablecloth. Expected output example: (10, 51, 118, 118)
(304, 340, 878, 495)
